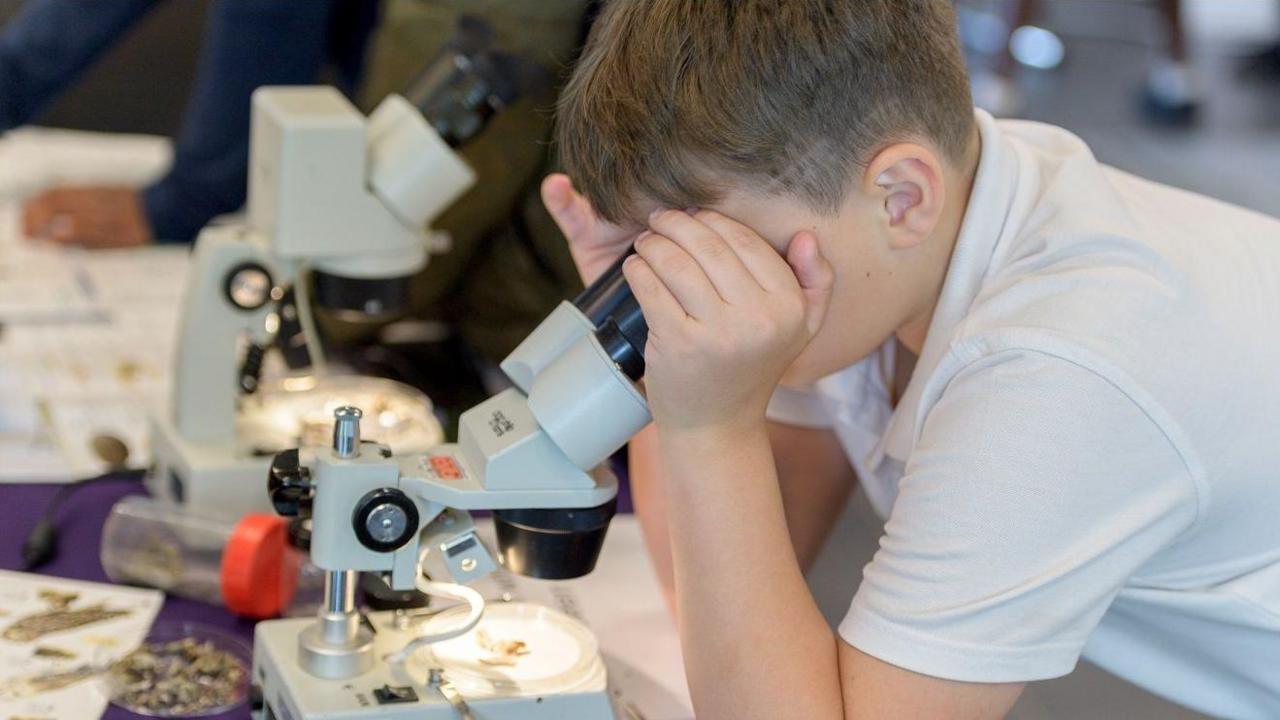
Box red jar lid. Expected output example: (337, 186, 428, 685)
(220, 513, 300, 618)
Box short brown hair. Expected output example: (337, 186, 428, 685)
(556, 0, 974, 225)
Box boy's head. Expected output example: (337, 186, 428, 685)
(558, 0, 981, 381)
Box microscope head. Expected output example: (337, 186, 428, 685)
(248, 16, 536, 325)
(480, 248, 648, 580)
(308, 16, 532, 322)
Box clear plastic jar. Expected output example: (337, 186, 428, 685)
(101, 496, 322, 618)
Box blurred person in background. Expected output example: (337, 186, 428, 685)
(3, 0, 604, 418)
(1132, 0, 1280, 123)
(1143, 0, 1202, 124)
(1237, 1, 1280, 79)
(966, 0, 1038, 117)
(965, 0, 1213, 125)
(1, 0, 378, 248)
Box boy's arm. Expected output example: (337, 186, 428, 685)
(661, 424, 1025, 719)
(629, 418, 855, 615)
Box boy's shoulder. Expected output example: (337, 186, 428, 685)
(957, 114, 1280, 355)
(798, 113, 1280, 473)
(924, 114, 1280, 508)
(991, 116, 1280, 251)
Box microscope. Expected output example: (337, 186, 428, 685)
(252, 251, 651, 719)
(149, 27, 520, 519)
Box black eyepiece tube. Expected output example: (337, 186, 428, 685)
(572, 247, 648, 381)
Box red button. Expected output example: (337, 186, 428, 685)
(429, 455, 462, 479)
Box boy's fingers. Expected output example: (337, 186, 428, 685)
(692, 210, 796, 292)
(786, 231, 835, 335)
(647, 209, 760, 302)
(623, 254, 688, 332)
(634, 232, 722, 320)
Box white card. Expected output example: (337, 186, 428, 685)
(0, 571, 163, 720)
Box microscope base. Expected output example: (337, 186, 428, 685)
(254, 610, 616, 720)
(148, 415, 275, 520)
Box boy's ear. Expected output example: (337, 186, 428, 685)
(861, 143, 946, 250)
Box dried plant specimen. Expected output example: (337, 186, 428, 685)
(475, 629, 530, 667)
(109, 637, 246, 716)
(32, 646, 75, 660)
(2, 604, 130, 642)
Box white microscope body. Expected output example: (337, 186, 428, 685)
(148, 86, 473, 519)
(253, 298, 652, 720)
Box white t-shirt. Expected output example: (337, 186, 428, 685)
(769, 110, 1280, 719)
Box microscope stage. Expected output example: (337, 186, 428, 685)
(254, 605, 616, 719)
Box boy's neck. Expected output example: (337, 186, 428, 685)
(894, 126, 983, 356)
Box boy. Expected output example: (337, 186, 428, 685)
(542, 1, 1280, 719)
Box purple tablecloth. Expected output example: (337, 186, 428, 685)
(0, 479, 255, 720)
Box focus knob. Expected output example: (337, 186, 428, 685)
(268, 449, 312, 517)
(352, 488, 419, 553)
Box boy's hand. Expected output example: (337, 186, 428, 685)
(541, 173, 638, 285)
(624, 209, 833, 434)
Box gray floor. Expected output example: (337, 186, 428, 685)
(995, 0, 1280, 218)
(806, 2, 1280, 718)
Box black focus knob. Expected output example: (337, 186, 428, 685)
(268, 449, 312, 517)
(352, 488, 419, 553)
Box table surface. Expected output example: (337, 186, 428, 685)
(0, 479, 256, 720)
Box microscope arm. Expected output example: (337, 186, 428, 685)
(171, 226, 283, 443)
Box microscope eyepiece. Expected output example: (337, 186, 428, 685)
(573, 247, 648, 381)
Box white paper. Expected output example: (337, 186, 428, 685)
(0, 127, 171, 202)
(0, 302, 179, 482)
(0, 208, 102, 324)
(0, 128, 187, 482)
(0, 571, 163, 720)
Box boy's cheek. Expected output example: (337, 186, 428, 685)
(780, 318, 883, 387)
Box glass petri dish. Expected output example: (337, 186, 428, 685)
(237, 375, 444, 456)
(408, 602, 601, 697)
(106, 621, 251, 717)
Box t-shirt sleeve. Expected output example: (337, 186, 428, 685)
(839, 350, 1199, 683)
(766, 383, 834, 428)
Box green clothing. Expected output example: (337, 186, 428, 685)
(359, 0, 590, 361)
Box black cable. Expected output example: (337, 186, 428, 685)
(20, 468, 146, 571)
